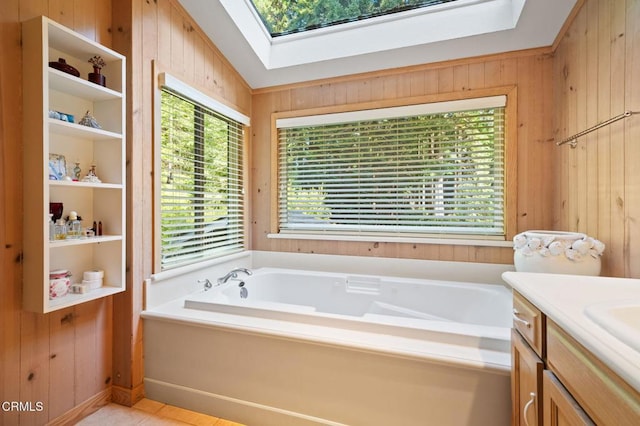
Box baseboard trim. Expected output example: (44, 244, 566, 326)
(47, 387, 111, 426)
(111, 382, 145, 407)
(144, 378, 346, 426)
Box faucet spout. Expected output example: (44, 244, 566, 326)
(217, 268, 252, 285)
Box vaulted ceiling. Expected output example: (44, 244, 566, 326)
(178, 0, 578, 88)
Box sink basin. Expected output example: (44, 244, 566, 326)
(584, 300, 640, 353)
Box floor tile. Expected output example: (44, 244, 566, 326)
(75, 399, 245, 426)
(75, 403, 150, 425)
(157, 404, 219, 426)
(134, 398, 166, 415)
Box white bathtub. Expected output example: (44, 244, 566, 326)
(143, 266, 512, 426)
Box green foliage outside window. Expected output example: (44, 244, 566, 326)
(160, 89, 243, 269)
(279, 107, 505, 235)
(251, 0, 459, 36)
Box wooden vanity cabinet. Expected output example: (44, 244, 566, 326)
(512, 328, 543, 426)
(511, 291, 596, 426)
(542, 371, 594, 426)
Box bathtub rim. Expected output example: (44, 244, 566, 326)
(142, 295, 511, 375)
(183, 266, 512, 350)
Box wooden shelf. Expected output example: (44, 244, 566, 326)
(49, 119, 122, 140)
(49, 180, 123, 190)
(48, 285, 125, 311)
(49, 235, 123, 248)
(49, 68, 122, 101)
(22, 16, 126, 313)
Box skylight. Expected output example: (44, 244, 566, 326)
(250, 0, 461, 37)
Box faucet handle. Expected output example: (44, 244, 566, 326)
(197, 278, 213, 290)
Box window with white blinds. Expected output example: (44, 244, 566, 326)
(159, 82, 246, 270)
(277, 96, 506, 237)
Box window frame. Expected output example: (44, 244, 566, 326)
(154, 72, 250, 273)
(270, 86, 517, 246)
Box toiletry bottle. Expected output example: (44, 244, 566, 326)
(67, 211, 82, 239)
(54, 219, 67, 240)
(48, 214, 55, 241)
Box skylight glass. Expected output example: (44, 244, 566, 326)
(250, 0, 461, 37)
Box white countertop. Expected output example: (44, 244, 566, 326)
(502, 271, 640, 393)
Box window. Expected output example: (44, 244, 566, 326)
(157, 74, 248, 271)
(250, 0, 461, 37)
(276, 96, 507, 239)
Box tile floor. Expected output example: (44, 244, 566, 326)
(75, 398, 245, 426)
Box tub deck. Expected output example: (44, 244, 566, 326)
(142, 266, 512, 426)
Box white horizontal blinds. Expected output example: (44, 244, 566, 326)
(278, 98, 506, 236)
(160, 88, 244, 270)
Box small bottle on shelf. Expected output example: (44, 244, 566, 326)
(66, 211, 82, 239)
(48, 214, 55, 241)
(54, 219, 67, 240)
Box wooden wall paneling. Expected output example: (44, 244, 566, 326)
(483, 60, 502, 87)
(169, 4, 184, 77)
(156, 0, 171, 68)
(203, 43, 215, 93)
(1, 2, 22, 425)
(142, 0, 158, 296)
(553, 0, 639, 277)
(515, 56, 533, 233)
(111, 0, 138, 405)
(500, 58, 518, 86)
(96, 297, 113, 396)
(625, 0, 640, 277)
(17, 0, 46, 20)
(130, 0, 147, 392)
(192, 32, 205, 88)
(585, 0, 599, 240)
(468, 62, 485, 90)
(609, 0, 628, 277)
(182, 12, 195, 84)
(95, 0, 112, 46)
(437, 67, 454, 92)
(575, 8, 588, 235)
(369, 76, 384, 101)
(566, 13, 579, 233)
(540, 55, 555, 230)
(135, 0, 157, 390)
(73, 0, 96, 41)
(408, 70, 425, 96)
(553, 41, 567, 229)
(424, 68, 439, 94)
(212, 48, 225, 99)
(18, 312, 49, 426)
(74, 301, 99, 404)
(48, 308, 76, 420)
(526, 54, 555, 232)
(453, 64, 468, 92)
(48, 0, 74, 29)
(596, 0, 613, 276)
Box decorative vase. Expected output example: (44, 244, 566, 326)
(513, 230, 605, 276)
(88, 66, 106, 87)
(48, 57, 80, 77)
(88, 55, 107, 87)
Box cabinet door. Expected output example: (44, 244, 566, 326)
(543, 371, 594, 426)
(512, 328, 544, 426)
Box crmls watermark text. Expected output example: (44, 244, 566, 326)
(2, 401, 44, 412)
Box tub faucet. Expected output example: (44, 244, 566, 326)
(217, 268, 252, 285)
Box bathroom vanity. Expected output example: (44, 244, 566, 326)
(503, 272, 640, 425)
